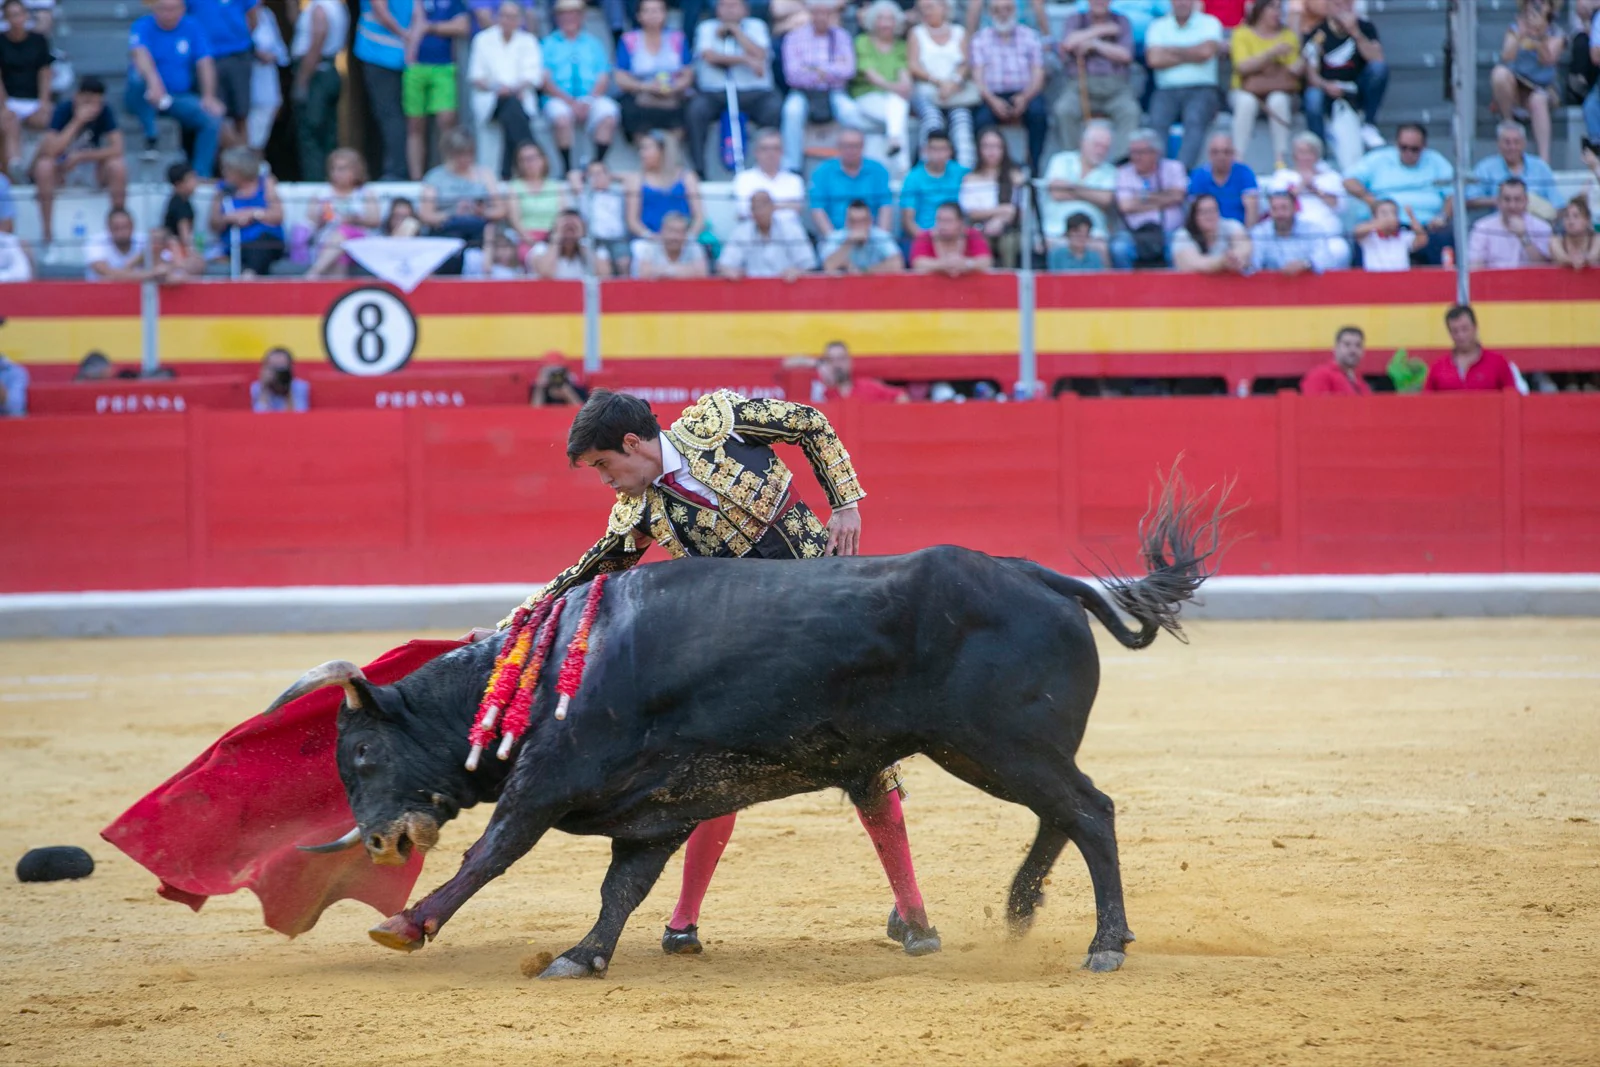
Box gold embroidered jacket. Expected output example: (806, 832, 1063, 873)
(522, 391, 866, 609)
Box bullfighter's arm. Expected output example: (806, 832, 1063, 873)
(501, 496, 648, 626)
(729, 397, 866, 510)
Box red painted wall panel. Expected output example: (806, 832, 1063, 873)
(1520, 395, 1600, 572)
(3, 395, 1598, 594)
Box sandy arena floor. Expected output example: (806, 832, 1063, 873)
(1, 619, 1597, 1066)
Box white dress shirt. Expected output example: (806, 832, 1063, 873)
(468, 26, 544, 122)
(655, 431, 723, 505)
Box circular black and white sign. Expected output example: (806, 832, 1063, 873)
(323, 288, 418, 376)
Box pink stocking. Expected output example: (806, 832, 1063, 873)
(668, 812, 737, 929)
(856, 790, 929, 929)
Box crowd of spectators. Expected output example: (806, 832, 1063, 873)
(1, 0, 1600, 282)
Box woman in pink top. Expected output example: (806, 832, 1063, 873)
(1424, 304, 1521, 392)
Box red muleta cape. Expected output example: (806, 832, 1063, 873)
(101, 639, 466, 937)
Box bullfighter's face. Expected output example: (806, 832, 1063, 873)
(577, 434, 663, 498)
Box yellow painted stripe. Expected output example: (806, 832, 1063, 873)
(1035, 300, 1600, 353)
(151, 313, 587, 363)
(3, 317, 144, 365)
(602, 310, 1019, 360)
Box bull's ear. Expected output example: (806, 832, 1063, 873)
(343, 678, 398, 722)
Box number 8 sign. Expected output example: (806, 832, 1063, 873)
(322, 287, 419, 376)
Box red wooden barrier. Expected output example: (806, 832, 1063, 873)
(2, 394, 1598, 594)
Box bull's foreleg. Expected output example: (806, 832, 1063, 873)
(540, 836, 682, 979)
(370, 803, 557, 952)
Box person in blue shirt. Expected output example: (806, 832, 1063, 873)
(126, 0, 224, 178)
(808, 126, 892, 236)
(405, 0, 472, 180)
(1186, 130, 1259, 227)
(354, 0, 417, 179)
(185, 0, 260, 146)
(541, 0, 620, 172)
(898, 130, 969, 241)
(1466, 120, 1557, 212)
(1048, 211, 1108, 271)
(1343, 122, 1455, 265)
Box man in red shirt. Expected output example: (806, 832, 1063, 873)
(1424, 304, 1523, 392)
(910, 202, 995, 277)
(1300, 325, 1373, 395)
(809, 340, 907, 403)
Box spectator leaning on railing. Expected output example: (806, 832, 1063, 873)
(1468, 177, 1552, 270)
(85, 207, 163, 282)
(633, 210, 710, 278)
(684, 0, 781, 179)
(1352, 198, 1425, 272)
(1047, 211, 1104, 271)
(1467, 120, 1557, 215)
(819, 198, 903, 273)
(1171, 192, 1252, 274)
(1299, 325, 1371, 396)
(126, 0, 225, 179)
(1250, 189, 1328, 275)
(1343, 123, 1454, 266)
(910, 201, 993, 276)
(305, 148, 382, 278)
(31, 77, 127, 255)
(719, 189, 817, 279)
(1054, 0, 1138, 161)
(531, 209, 611, 278)
(808, 126, 893, 235)
(1112, 127, 1187, 269)
(1550, 195, 1600, 269)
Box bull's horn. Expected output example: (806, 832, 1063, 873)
(296, 827, 363, 853)
(263, 660, 369, 714)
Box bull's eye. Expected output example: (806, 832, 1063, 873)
(356, 743, 370, 762)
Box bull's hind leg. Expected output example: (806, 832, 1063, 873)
(541, 836, 683, 979)
(929, 745, 1134, 972)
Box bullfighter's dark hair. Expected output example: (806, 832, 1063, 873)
(566, 389, 661, 463)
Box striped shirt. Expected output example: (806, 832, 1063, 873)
(781, 23, 854, 91)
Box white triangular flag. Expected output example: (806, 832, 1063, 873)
(343, 237, 465, 293)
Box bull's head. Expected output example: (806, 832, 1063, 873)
(268, 660, 484, 867)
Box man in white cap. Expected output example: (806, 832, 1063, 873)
(541, 0, 619, 171)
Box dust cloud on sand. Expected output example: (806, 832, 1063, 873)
(2, 620, 1597, 1066)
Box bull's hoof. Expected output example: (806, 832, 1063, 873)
(1082, 950, 1126, 973)
(540, 954, 607, 979)
(887, 908, 941, 957)
(369, 914, 426, 953)
(661, 924, 703, 955)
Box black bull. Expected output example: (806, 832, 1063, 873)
(271, 477, 1228, 977)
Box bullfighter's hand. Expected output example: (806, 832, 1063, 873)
(825, 507, 862, 556)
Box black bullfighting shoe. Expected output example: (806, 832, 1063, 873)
(661, 924, 703, 955)
(886, 907, 942, 956)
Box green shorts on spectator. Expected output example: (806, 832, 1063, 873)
(404, 63, 459, 117)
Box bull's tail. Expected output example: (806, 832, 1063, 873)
(1031, 465, 1238, 650)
